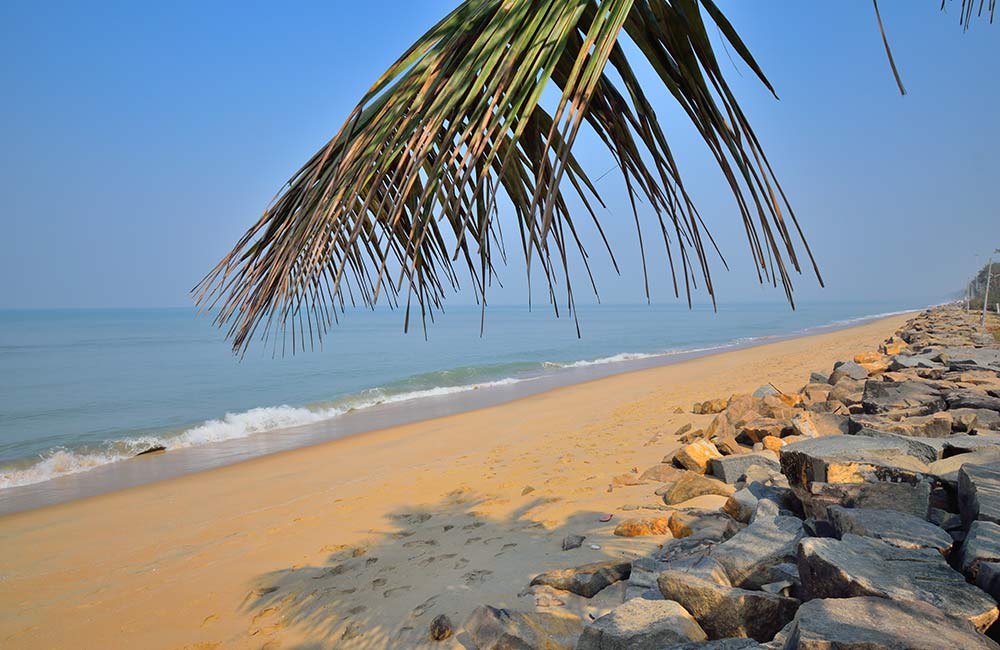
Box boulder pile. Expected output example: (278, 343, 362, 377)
(461, 305, 1000, 649)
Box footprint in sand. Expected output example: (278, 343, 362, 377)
(372, 577, 387, 588)
(383, 585, 412, 598)
(311, 564, 348, 579)
(463, 569, 493, 585)
(462, 521, 485, 531)
(366, 557, 378, 566)
(411, 595, 438, 617)
(402, 539, 437, 549)
(392, 512, 432, 525)
(465, 537, 482, 545)
(453, 557, 470, 570)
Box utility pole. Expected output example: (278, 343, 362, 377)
(982, 249, 1000, 329)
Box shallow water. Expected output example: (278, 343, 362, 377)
(0, 300, 929, 501)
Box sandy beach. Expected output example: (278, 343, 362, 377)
(0, 313, 914, 650)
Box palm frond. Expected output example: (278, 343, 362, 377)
(195, 0, 987, 355)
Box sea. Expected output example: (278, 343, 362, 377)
(0, 300, 932, 506)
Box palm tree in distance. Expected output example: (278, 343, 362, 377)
(195, 0, 994, 355)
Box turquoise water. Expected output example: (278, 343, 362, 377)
(0, 301, 928, 490)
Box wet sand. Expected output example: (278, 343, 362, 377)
(0, 313, 912, 650)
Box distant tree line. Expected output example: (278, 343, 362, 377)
(968, 261, 1000, 311)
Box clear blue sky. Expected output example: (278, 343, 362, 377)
(1, 1, 997, 309)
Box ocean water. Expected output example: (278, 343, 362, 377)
(0, 301, 927, 492)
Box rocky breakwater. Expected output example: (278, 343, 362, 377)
(458, 305, 1000, 649)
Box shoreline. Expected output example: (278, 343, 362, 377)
(0, 308, 922, 516)
(0, 312, 917, 650)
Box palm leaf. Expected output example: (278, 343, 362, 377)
(195, 0, 992, 355)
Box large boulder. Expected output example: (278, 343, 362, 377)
(662, 472, 736, 505)
(946, 389, 1000, 413)
(669, 510, 742, 540)
(779, 436, 930, 489)
(676, 440, 724, 474)
(710, 451, 780, 484)
(798, 534, 999, 631)
(786, 597, 1000, 650)
(465, 606, 583, 650)
(861, 380, 945, 416)
(656, 570, 799, 642)
(930, 449, 1000, 492)
(667, 641, 760, 650)
(711, 505, 805, 588)
(826, 506, 953, 555)
(802, 480, 931, 520)
(830, 360, 869, 383)
(960, 520, 1000, 582)
(529, 560, 631, 598)
(575, 598, 707, 650)
(627, 555, 730, 599)
(959, 463, 1000, 527)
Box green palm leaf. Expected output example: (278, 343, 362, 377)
(195, 0, 992, 355)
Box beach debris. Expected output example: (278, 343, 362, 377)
(577, 599, 707, 649)
(428, 613, 453, 641)
(589, 544, 601, 550)
(598, 513, 613, 522)
(529, 560, 631, 598)
(134, 445, 166, 457)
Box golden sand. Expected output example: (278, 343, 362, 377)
(0, 313, 912, 650)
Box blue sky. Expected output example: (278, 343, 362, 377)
(1, 1, 997, 309)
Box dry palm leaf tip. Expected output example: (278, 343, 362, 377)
(194, 0, 994, 355)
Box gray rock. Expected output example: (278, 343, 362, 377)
(627, 555, 730, 594)
(928, 507, 963, 531)
(803, 480, 930, 520)
(529, 560, 631, 598)
(849, 428, 939, 463)
(929, 449, 1000, 492)
(961, 520, 1000, 581)
(826, 505, 953, 555)
(828, 378, 865, 406)
(889, 355, 942, 371)
(465, 606, 583, 650)
(978, 561, 1000, 600)
(946, 389, 1000, 412)
(797, 533, 999, 631)
(711, 509, 804, 588)
(944, 433, 1000, 456)
(959, 463, 1000, 527)
(830, 361, 869, 383)
(787, 597, 1000, 650)
(656, 570, 799, 642)
(710, 451, 780, 484)
(779, 436, 930, 489)
(810, 371, 830, 385)
(574, 598, 707, 650)
(861, 380, 945, 416)
(562, 534, 586, 551)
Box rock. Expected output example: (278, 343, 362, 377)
(803, 480, 930, 520)
(723, 488, 759, 524)
(810, 371, 830, 384)
(753, 385, 780, 399)
(134, 445, 166, 456)
(797, 534, 999, 631)
(529, 560, 631, 598)
(959, 463, 1000, 527)
(706, 413, 736, 440)
(826, 506, 953, 555)
(709, 451, 780, 484)
(930, 449, 1000, 492)
(862, 380, 946, 416)
(638, 464, 683, 483)
(627, 555, 729, 596)
(614, 517, 671, 537)
(657, 570, 799, 642)
(668, 640, 760, 650)
(610, 473, 645, 488)
(429, 613, 453, 641)
(929, 507, 963, 531)
(669, 510, 742, 540)
(830, 360, 869, 383)
(850, 411, 953, 438)
(675, 440, 723, 474)
(575, 598, 707, 650)
(960, 520, 1000, 581)
(947, 390, 1000, 412)
(739, 417, 788, 444)
(562, 534, 586, 551)
(787, 597, 1000, 650)
(978, 561, 1000, 601)
(889, 354, 943, 371)
(465, 606, 582, 650)
(700, 398, 729, 414)
(829, 378, 865, 406)
(779, 435, 931, 489)
(711, 508, 804, 588)
(714, 436, 745, 456)
(761, 436, 784, 452)
(662, 472, 736, 505)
